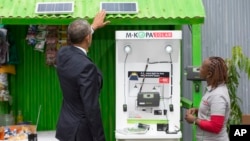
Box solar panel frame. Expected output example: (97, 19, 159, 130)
(35, 2, 74, 14)
(100, 2, 138, 14)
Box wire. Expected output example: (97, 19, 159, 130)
(124, 53, 129, 105)
(169, 53, 173, 104)
(139, 58, 149, 93)
(148, 61, 172, 64)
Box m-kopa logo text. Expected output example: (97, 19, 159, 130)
(125, 31, 172, 39)
(229, 125, 250, 141)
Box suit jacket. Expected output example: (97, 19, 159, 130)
(55, 46, 105, 141)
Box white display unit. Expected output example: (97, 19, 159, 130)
(115, 30, 182, 141)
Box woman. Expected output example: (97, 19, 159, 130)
(185, 56, 230, 141)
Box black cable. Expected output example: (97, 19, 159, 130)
(169, 53, 174, 112)
(139, 58, 149, 93)
(170, 54, 173, 97)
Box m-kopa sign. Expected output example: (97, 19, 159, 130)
(115, 30, 182, 40)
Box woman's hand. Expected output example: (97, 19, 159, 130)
(185, 112, 196, 124)
(186, 108, 198, 115)
(185, 108, 198, 124)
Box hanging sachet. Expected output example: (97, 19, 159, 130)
(0, 28, 9, 66)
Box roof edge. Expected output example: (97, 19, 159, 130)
(1, 17, 204, 25)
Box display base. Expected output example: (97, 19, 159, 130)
(116, 130, 181, 141)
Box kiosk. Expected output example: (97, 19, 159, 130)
(115, 30, 182, 141)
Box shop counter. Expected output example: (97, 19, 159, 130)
(116, 130, 182, 141)
(0, 130, 58, 141)
(37, 131, 58, 141)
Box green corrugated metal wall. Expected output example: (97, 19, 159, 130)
(7, 24, 175, 141)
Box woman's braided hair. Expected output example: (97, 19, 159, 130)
(207, 56, 228, 88)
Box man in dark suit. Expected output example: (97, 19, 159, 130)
(55, 10, 110, 141)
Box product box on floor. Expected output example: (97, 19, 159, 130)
(242, 114, 250, 124)
(0, 125, 36, 141)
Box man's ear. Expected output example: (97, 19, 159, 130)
(86, 34, 91, 43)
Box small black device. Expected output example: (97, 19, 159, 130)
(169, 104, 174, 112)
(137, 92, 160, 107)
(157, 123, 168, 131)
(123, 104, 127, 112)
(185, 66, 205, 81)
(154, 110, 163, 115)
(163, 109, 167, 115)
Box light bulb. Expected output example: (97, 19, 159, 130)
(124, 45, 132, 53)
(165, 45, 172, 53)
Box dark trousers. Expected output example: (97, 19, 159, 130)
(75, 118, 93, 141)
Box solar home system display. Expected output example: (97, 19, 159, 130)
(115, 30, 182, 141)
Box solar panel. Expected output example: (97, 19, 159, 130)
(100, 2, 138, 14)
(35, 2, 74, 14)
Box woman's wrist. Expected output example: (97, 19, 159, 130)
(193, 117, 198, 125)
